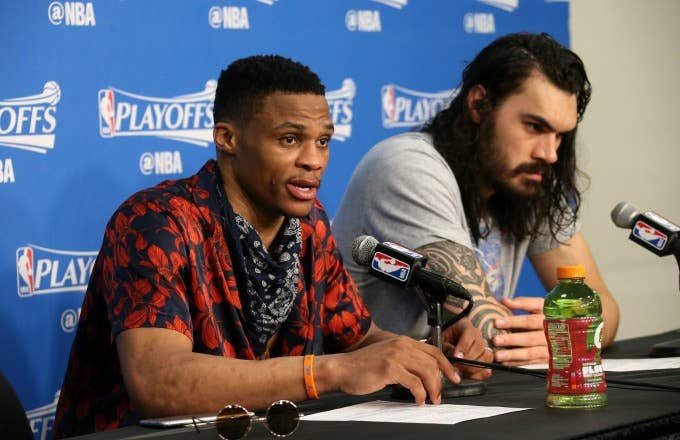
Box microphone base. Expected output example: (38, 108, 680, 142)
(390, 378, 486, 401)
(649, 338, 680, 358)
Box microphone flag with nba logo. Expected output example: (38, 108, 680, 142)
(352, 235, 471, 305)
(352, 235, 426, 287)
(611, 201, 680, 257)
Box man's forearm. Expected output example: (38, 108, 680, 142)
(417, 240, 512, 342)
(346, 322, 398, 350)
(118, 330, 319, 416)
(599, 292, 619, 348)
(461, 297, 511, 341)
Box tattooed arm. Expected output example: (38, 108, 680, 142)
(416, 240, 549, 366)
(415, 240, 511, 340)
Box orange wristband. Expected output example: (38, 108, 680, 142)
(303, 354, 319, 400)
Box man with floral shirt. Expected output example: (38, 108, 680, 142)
(54, 55, 492, 437)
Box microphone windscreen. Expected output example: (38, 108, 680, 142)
(611, 201, 639, 229)
(351, 235, 378, 266)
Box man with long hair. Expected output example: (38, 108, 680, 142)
(333, 33, 619, 366)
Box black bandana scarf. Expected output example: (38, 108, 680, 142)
(215, 178, 301, 357)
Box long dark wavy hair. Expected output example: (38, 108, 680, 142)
(422, 33, 591, 244)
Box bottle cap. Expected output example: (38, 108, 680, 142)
(556, 265, 586, 279)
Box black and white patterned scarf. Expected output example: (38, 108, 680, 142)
(215, 179, 301, 357)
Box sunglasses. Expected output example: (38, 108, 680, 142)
(193, 400, 300, 439)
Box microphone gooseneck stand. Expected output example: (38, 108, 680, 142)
(391, 279, 486, 400)
(427, 298, 487, 398)
(649, 250, 680, 357)
(610, 204, 680, 358)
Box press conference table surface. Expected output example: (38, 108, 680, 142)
(73, 330, 680, 440)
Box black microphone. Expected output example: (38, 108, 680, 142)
(351, 235, 471, 304)
(611, 201, 680, 316)
(353, 235, 485, 399)
(611, 201, 680, 257)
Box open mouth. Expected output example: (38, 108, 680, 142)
(286, 180, 319, 201)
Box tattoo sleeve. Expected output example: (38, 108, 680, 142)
(415, 240, 512, 342)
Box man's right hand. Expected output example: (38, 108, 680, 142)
(322, 330, 460, 405)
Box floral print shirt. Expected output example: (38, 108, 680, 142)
(54, 160, 371, 437)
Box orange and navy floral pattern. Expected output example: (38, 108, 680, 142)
(54, 160, 371, 437)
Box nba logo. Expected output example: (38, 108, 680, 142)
(381, 86, 395, 125)
(633, 220, 667, 251)
(372, 251, 411, 281)
(16, 247, 35, 296)
(98, 89, 116, 136)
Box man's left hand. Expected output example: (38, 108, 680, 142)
(492, 296, 548, 366)
(442, 318, 493, 380)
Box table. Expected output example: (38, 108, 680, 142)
(73, 330, 680, 439)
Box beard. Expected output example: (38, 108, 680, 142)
(477, 117, 550, 201)
(491, 160, 550, 200)
(473, 116, 553, 237)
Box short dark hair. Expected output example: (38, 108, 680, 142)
(422, 32, 591, 243)
(213, 55, 325, 124)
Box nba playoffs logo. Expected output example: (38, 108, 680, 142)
(16, 245, 98, 297)
(381, 84, 456, 128)
(326, 78, 355, 141)
(0, 81, 60, 154)
(371, 251, 411, 281)
(27, 391, 59, 440)
(98, 81, 216, 147)
(633, 221, 668, 251)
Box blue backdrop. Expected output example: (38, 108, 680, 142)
(0, 1, 568, 438)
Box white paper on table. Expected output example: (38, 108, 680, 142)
(520, 357, 680, 372)
(303, 400, 530, 425)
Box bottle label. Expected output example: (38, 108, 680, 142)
(543, 317, 606, 395)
